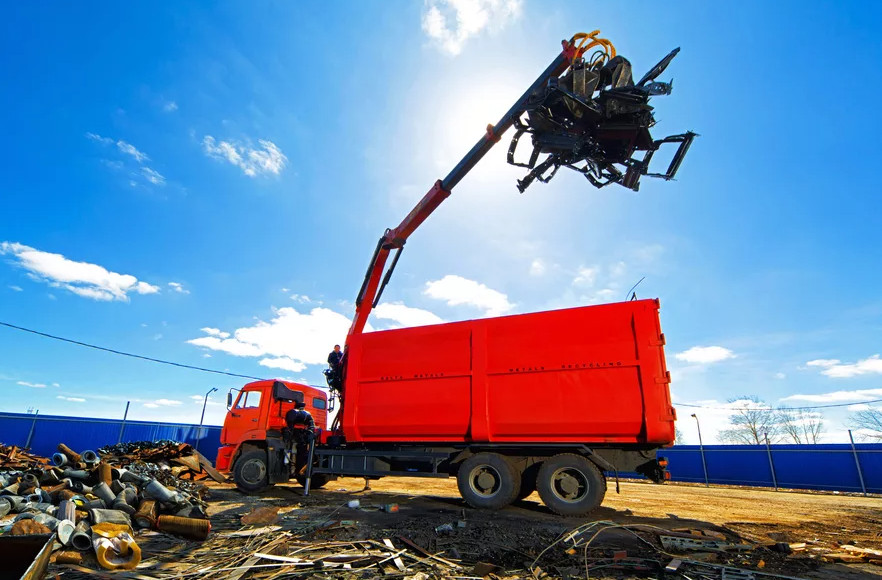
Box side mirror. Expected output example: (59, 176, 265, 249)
(226, 391, 233, 409)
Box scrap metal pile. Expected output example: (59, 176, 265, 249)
(0, 442, 221, 572)
(509, 31, 696, 192)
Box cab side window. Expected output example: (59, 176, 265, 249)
(313, 397, 327, 410)
(236, 391, 262, 409)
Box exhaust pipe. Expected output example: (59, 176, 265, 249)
(70, 520, 93, 551)
(91, 482, 116, 505)
(143, 478, 177, 504)
(81, 450, 99, 468)
(21, 473, 39, 488)
(133, 499, 158, 529)
(52, 452, 68, 467)
(112, 488, 138, 515)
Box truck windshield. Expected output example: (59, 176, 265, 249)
(236, 391, 262, 409)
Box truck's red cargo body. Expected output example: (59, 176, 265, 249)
(343, 299, 675, 445)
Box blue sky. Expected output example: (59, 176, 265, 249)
(1, 1, 881, 443)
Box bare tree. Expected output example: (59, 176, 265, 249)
(778, 407, 824, 444)
(718, 396, 781, 444)
(674, 427, 685, 445)
(850, 409, 882, 441)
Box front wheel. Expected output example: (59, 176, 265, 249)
(457, 453, 521, 510)
(536, 454, 606, 516)
(233, 449, 270, 493)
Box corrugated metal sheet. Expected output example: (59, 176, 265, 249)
(0, 412, 222, 462)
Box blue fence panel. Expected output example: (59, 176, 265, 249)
(666, 444, 882, 493)
(0, 413, 223, 463)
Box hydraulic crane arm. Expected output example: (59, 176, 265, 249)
(347, 35, 594, 340)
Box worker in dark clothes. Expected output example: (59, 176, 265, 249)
(285, 401, 315, 478)
(325, 344, 344, 392)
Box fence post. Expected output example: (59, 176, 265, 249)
(117, 401, 130, 444)
(24, 410, 39, 449)
(764, 433, 778, 491)
(848, 429, 868, 497)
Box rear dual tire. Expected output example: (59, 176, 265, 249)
(536, 453, 606, 516)
(457, 453, 521, 510)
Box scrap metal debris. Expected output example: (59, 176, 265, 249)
(0, 441, 215, 575)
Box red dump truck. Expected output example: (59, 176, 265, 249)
(217, 299, 676, 515)
(217, 32, 690, 515)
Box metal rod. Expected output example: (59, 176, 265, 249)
(303, 433, 317, 497)
(848, 429, 868, 496)
(691, 413, 709, 487)
(25, 409, 39, 449)
(117, 401, 130, 444)
(195, 387, 217, 454)
(764, 432, 778, 491)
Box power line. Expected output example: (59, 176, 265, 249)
(0, 321, 265, 381)
(677, 399, 882, 412)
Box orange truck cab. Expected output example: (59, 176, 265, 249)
(216, 380, 330, 489)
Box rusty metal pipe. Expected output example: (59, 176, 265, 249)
(98, 463, 113, 486)
(156, 515, 211, 540)
(133, 499, 157, 529)
(57, 443, 82, 463)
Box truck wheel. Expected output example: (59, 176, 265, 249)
(233, 449, 270, 493)
(536, 454, 605, 516)
(457, 453, 520, 510)
(296, 474, 330, 489)
(516, 463, 539, 500)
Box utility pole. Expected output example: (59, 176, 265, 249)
(195, 387, 217, 454)
(691, 413, 709, 487)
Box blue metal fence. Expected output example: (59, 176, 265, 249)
(0, 411, 879, 493)
(0, 412, 222, 463)
(664, 444, 882, 494)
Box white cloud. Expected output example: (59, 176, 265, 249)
(143, 398, 182, 409)
(806, 355, 882, 378)
(529, 259, 546, 277)
(259, 357, 307, 373)
(0, 242, 160, 301)
(421, 0, 523, 56)
(57, 396, 86, 403)
(163, 101, 178, 112)
(374, 302, 444, 328)
(572, 266, 598, 287)
(200, 327, 230, 339)
(290, 294, 311, 304)
(168, 282, 189, 294)
(781, 387, 882, 403)
(8, 285, 22, 292)
(87, 133, 165, 187)
(775, 372, 787, 379)
(424, 274, 513, 316)
(675, 346, 736, 364)
(117, 140, 149, 163)
(202, 136, 287, 177)
(806, 359, 840, 368)
(188, 306, 351, 368)
(51, 383, 60, 387)
(18, 381, 46, 388)
(141, 167, 166, 186)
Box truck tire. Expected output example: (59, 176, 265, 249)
(296, 474, 330, 489)
(457, 453, 521, 510)
(233, 449, 270, 493)
(536, 453, 606, 516)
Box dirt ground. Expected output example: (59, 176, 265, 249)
(51, 477, 882, 579)
(195, 477, 882, 579)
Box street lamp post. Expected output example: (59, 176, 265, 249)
(195, 387, 218, 454)
(691, 413, 709, 487)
